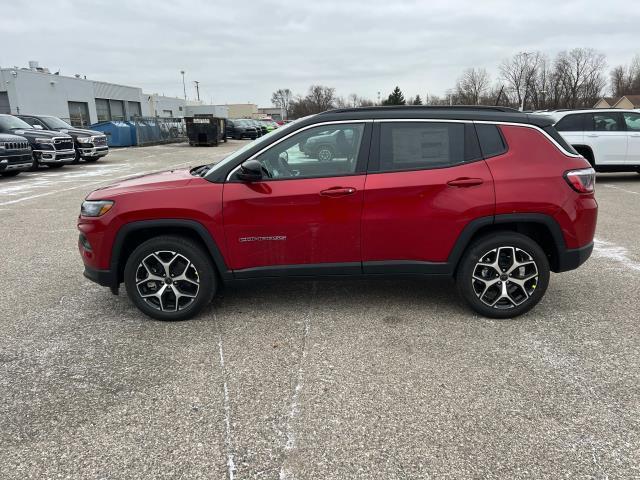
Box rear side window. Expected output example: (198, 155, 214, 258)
(378, 122, 465, 172)
(555, 114, 589, 132)
(542, 126, 578, 155)
(592, 112, 623, 131)
(475, 124, 507, 158)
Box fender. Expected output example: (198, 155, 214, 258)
(110, 219, 232, 282)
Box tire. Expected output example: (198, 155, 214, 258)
(316, 145, 335, 162)
(72, 150, 81, 164)
(456, 232, 550, 319)
(124, 235, 216, 321)
(46, 164, 64, 169)
(1, 171, 20, 177)
(84, 157, 100, 163)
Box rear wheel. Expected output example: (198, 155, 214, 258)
(316, 145, 335, 162)
(456, 232, 550, 319)
(124, 235, 216, 321)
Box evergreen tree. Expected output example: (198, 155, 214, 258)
(382, 86, 406, 105)
(412, 94, 423, 105)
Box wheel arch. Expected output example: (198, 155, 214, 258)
(111, 219, 232, 286)
(572, 144, 595, 167)
(449, 214, 567, 274)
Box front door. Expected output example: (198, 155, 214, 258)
(223, 122, 370, 274)
(362, 121, 495, 272)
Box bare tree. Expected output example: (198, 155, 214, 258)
(270, 88, 292, 119)
(555, 48, 606, 108)
(455, 68, 491, 104)
(500, 52, 542, 110)
(288, 85, 336, 118)
(611, 55, 640, 96)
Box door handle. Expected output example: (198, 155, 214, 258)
(320, 187, 356, 197)
(447, 177, 483, 187)
(630, 133, 640, 137)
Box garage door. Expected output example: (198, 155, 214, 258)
(0, 92, 10, 114)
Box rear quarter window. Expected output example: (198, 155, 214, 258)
(475, 124, 507, 158)
(542, 126, 578, 155)
(555, 114, 589, 132)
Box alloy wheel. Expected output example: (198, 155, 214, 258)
(135, 251, 200, 312)
(317, 147, 333, 161)
(471, 246, 539, 310)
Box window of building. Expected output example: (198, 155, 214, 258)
(379, 122, 465, 172)
(128, 101, 142, 119)
(109, 100, 125, 121)
(68, 101, 90, 127)
(162, 109, 173, 118)
(96, 99, 110, 122)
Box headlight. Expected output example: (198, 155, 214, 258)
(81, 200, 114, 217)
(77, 137, 92, 144)
(35, 137, 53, 144)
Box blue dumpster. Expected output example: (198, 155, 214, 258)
(89, 121, 134, 147)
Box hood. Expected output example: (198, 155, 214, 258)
(87, 168, 196, 198)
(0, 133, 29, 142)
(55, 127, 104, 138)
(12, 129, 72, 140)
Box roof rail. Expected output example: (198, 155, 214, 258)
(322, 105, 520, 114)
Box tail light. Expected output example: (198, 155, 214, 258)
(564, 168, 596, 193)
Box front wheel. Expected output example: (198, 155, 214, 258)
(456, 232, 550, 319)
(84, 157, 100, 163)
(46, 164, 65, 169)
(124, 235, 216, 321)
(316, 145, 335, 162)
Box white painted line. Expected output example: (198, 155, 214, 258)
(600, 184, 640, 196)
(214, 311, 236, 480)
(279, 282, 317, 480)
(593, 238, 640, 272)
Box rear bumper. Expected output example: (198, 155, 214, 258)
(555, 241, 593, 273)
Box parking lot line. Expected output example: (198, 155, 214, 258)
(600, 184, 640, 196)
(215, 310, 237, 480)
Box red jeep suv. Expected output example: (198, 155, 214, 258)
(78, 106, 597, 321)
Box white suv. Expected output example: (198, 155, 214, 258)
(545, 109, 640, 173)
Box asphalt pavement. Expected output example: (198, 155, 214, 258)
(1, 141, 639, 479)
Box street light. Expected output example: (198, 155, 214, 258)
(180, 70, 186, 101)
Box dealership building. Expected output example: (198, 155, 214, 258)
(0, 62, 188, 127)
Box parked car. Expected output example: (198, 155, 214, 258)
(226, 119, 258, 140)
(247, 119, 267, 136)
(546, 109, 640, 173)
(78, 106, 597, 321)
(0, 133, 33, 177)
(0, 114, 75, 169)
(260, 119, 279, 132)
(299, 126, 359, 161)
(17, 115, 108, 163)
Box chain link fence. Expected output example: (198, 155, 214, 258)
(129, 116, 187, 146)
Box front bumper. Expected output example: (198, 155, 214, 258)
(555, 241, 593, 273)
(0, 153, 34, 172)
(79, 146, 109, 158)
(34, 148, 76, 164)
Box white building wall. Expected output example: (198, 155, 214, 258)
(184, 104, 229, 118)
(147, 94, 186, 117)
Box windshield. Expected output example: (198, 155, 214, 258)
(0, 115, 33, 131)
(42, 116, 73, 129)
(204, 117, 307, 178)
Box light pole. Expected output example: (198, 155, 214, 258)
(180, 70, 186, 101)
(194, 80, 200, 101)
(519, 51, 533, 112)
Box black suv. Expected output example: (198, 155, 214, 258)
(226, 119, 258, 140)
(0, 133, 33, 177)
(18, 115, 109, 163)
(0, 115, 75, 169)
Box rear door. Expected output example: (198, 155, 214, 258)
(361, 120, 495, 272)
(586, 112, 627, 166)
(223, 121, 371, 274)
(622, 111, 640, 165)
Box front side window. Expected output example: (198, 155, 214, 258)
(592, 112, 623, 131)
(623, 112, 640, 132)
(252, 123, 365, 180)
(555, 113, 588, 132)
(379, 122, 465, 171)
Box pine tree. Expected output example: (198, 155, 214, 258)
(412, 94, 423, 105)
(382, 86, 406, 105)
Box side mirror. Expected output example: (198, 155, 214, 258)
(33, 124, 43, 130)
(237, 159, 263, 182)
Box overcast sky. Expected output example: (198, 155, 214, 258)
(2, 0, 639, 106)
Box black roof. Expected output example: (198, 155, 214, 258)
(309, 105, 554, 127)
